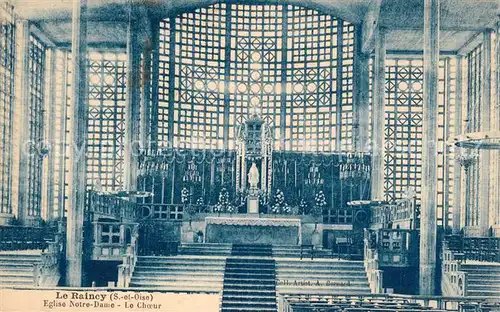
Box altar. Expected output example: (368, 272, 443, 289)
(204, 216, 302, 245)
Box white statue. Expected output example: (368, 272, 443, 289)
(248, 162, 259, 189)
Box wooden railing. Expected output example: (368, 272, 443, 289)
(88, 191, 136, 221)
(34, 221, 66, 287)
(364, 229, 383, 293)
(91, 221, 139, 261)
(0, 225, 56, 251)
(445, 235, 500, 263)
(278, 293, 500, 312)
(370, 197, 418, 230)
(441, 241, 468, 297)
(117, 230, 139, 287)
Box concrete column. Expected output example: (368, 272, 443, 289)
(43, 48, 57, 221)
(8, 20, 29, 225)
(14, 21, 30, 224)
(479, 30, 493, 236)
(419, 0, 439, 295)
(140, 37, 152, 151)
(452, 56, 464, 234)
(66, 0, 88, 287)
(354, 25, 370, 153)
(57, 50, 69, 220)
(123, 7, 141, 192)
(494, 24, 500, 236)
(370, 27, 386, 200)
(149, 22, 160, 152)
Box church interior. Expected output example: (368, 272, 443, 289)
(0, 0, 499, 311)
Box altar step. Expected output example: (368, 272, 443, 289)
(221, 245, 277, 312)
(130, 255, 225, 292)
(0, 250, 41, 288)
(180, 243, 336, 258)
(276, 258, 371, 295)
(461, 262, 500, 297)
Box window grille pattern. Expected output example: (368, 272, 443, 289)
(229, 4, 282, 150)
(384, 59, 424, 203)
(464, 45, 483, 227)
(285, 7, 338, 152)
(340, 23, 355, 150)
(0, 4, 15, 214)
(158, 20, 170, 147)
(26, 35, 46, 218)
(158, 4, 355, 152)
(383, 58, 453, 227)
(87, 52, 126, 191)
(173, 4, 227, 149)
(51, 50, 70, 219)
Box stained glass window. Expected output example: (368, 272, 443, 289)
(86, 52, 127, 191)
(383, 58, 455, 226)
(26, 34, 46, 218)
(51, 50, 70, 219)
(464, 45, 483, 227)
(158, 3, 355, 152)
(0, 3, 15, 214)
(173, 4, 227, 149)
(158, 19, 171, 148)
(285, 7, 338, 152)
(229, 4, 282, 150)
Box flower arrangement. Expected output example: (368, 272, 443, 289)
(196, 197, 204, 206)
(259, 190, 268, 206)
(181, 187, 190, 205)
(271, 189, 291, 214)
(214, 188, 234, 213)
(298, 198, 309, 215)
(312, 190, 327, 219)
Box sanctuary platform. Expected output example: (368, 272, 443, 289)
(204, 216, 302, 245)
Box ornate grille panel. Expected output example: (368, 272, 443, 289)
(158, 20, 170, 147)
(51, 50, 70, 219)
(384, 59, 425, 203)
(158, 4, 355, 152)
(173, 4, 227, 149)
(0, 4, 15, 214)
(340, 22, 355, 151)
(26, 35, 46, 217)
(229, 4, 283, 150)
(87, 52, 126, 191)
(384, 58, 453, 226)
(286, 7, 338, 152)
(464, 45, 483, 227)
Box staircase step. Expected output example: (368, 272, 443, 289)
(222, 294, 276, 301)
(224, 283, 276, 291)
(221, 302, 276, 309)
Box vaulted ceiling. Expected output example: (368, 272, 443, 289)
(10, 0, 500, 53)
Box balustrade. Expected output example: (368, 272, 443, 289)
(370, 197, 418, 230)
(88, 190, 136, 222)
(0, 225, 56, 251)
(278, 293, 500, 312)
(34, 221, 66, 287)
(444, 235, 500, 263)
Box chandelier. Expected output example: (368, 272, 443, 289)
(454, 146, 478, 170)
(340, 153, 371, 183)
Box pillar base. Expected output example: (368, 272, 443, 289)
(0, 214, 14, 226)
(24, 216, 43, 227)
(490, 225, 500, 237)
(463, 226, 482, 237)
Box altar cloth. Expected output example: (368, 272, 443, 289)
(204, 216, 302, 245)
